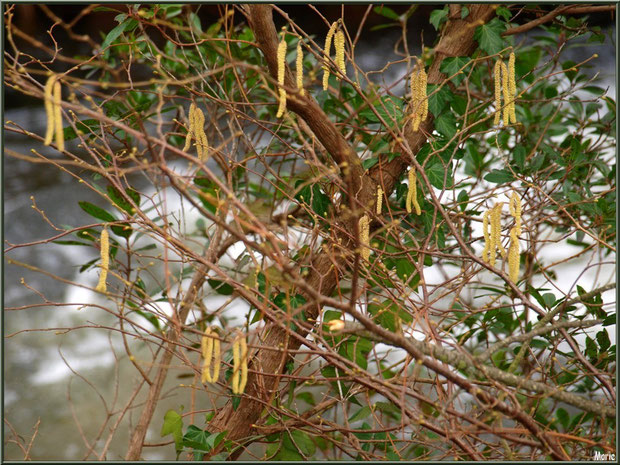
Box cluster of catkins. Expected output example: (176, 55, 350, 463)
(274, 20, 346, 118)
(494, 52, 517, 126)
(482, 192, 522, 282)
(183, 102, 209, 160)
(201, 329, 249, 395)
(358, 168, 421, 262)
(43, 73, 65, 151)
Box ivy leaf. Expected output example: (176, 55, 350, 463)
(440, 57, 471, 87)
(429, 6, 449, 30)
(182, 425, 211, 451)
(161, 410, 184, 451)
(474, 18, 507, 55)
(434, 112, 458, 139)
(427, 84, 453, 117)
(426, 159, 453, 190)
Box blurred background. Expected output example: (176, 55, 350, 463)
(4, 4, 616, 460)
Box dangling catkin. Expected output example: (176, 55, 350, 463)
(508, 52, 517, 124)
(53, 80, 64, 151)
(493, 59, 502, 126)
(95, 228, 109, 293)
(276, 36, 287, 118)
(359, 215, 370, 261)
(232, 334, 240, 394)
(509, 191, 522, 234)
(183, 103, 196, 152)
(508, 226, 520, 282)
(201, 327, 220, 384)
(489, 202, 506, 266)
(322, 21, 338, 91)
(419, 66, 428, 123)
(44, 75, 56, 146)
(201, 327, 214, 384)
(501, 61, 510, 126)
(410, 59, 428, 132)
(376, 186, 383, 215)
(334, 29, 346, 78)
(406, 168, 421, 215)
(482, 209, 491, 263)
(193, 106, 208, 161)
(211, 333, 221, 382)
(296, 41, 305, 96)
(239, 335, 248, 394)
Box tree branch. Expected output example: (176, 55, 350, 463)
(503, 4, 616, 37)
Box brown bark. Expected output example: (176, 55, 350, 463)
(206, 3, 498, 458)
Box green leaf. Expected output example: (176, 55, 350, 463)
(182, 425, 211, 452)
(161, 409, 183, 451)
(373, 5, 400, 21)
(473, 18, 507, 55)
(596, 330, 611, 352)
(294, 181, 330, 220)
(101, 17, 137, 51)
(556, 408, 569, 430)
(496, 6, 512, 20)
(427, 84, 453, 117)
(461, 6, 470, 19)
(208, 279, 234, 296)
(395, 259, 415, 282)
(426, 159, 453, 190)
(349, 406, 372, 423)
(283, 430, 316, 457)
(457, 189, 469, 212)
(107, 185, 140, 215)
(439, 57, 471, 87)
(434, 111, 457, 139)
(484, 169, 514, 184)
(78, 201, 116, 223)
(429, 6, 449, 30)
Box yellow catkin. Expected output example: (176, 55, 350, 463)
(276, 37, 287, 118)
(419, 67, 428, 122)
(296, 42, 305, 96)
(95, 228, 109, 293)
(53, 80, 64, 151)
(183, 103, 196, 151)
(232, 335, 240, 394)
(201, 327, 214, 384)
(376, 186, 383, 215)
(410, 60, 428, 132)
(493, 59, 502, 126)
(322, 21, 338, 90)
(193, 106, 208, 161)
(501, 61, 510, 126)
(334, 29, 346, 78)
(508, 52, 517, 124)
(212, 335, 220, 382)
(489, 203, 505, 266)
(406, 168, 421, 215)
(239, 336, 248, 394)
(509, 191, 522, 235)
(359, 215, 370, 261)
(508, 227, 520, 282)
(482, 209, 491, 263)
(43, 75, 56, 145)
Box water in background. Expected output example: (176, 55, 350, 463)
(3, 23, 616, 460)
